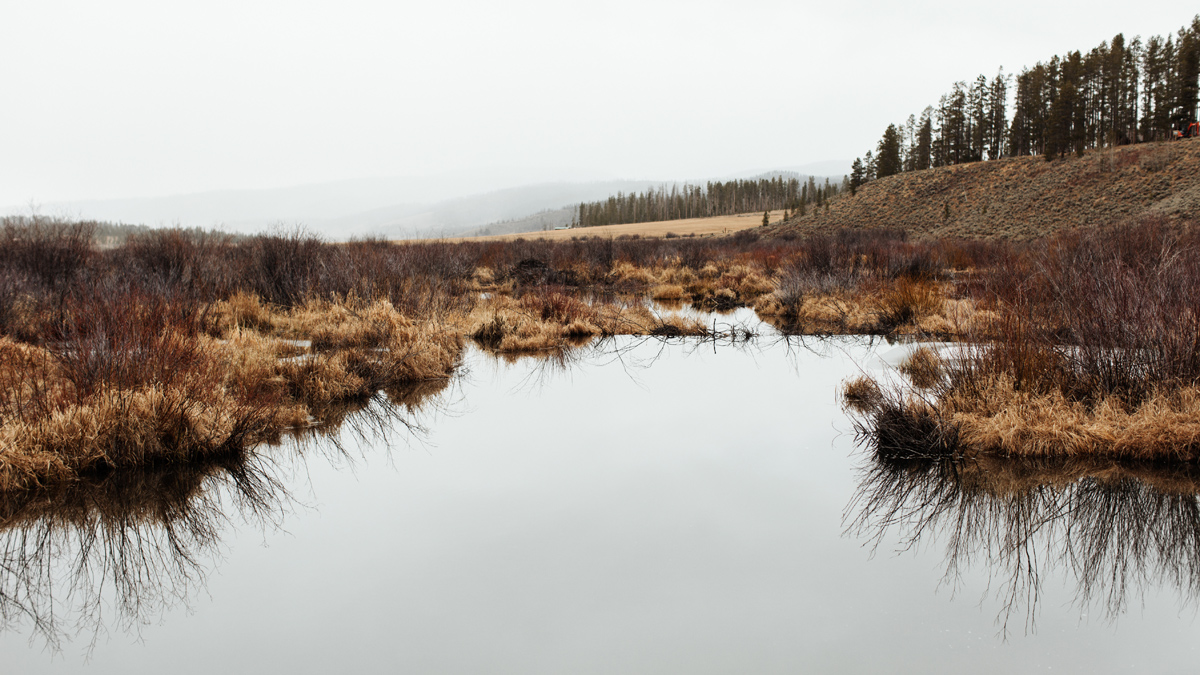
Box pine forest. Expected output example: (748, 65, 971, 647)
(850, 15, 1200, 192)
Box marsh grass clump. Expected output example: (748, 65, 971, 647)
(465, 290, 705, 354)
(899, 347, 943, 389)
(648, 313, 707, 337)
(848, 219, 1200, 462)
(0, 222, 477, 490)
(871, 277, 943, 333)
(842, 376, 883, 413)
(650, 283, 685, 300)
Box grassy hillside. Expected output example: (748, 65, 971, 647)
(448, 211, 783, 242)
(770, 139, 1200, 239)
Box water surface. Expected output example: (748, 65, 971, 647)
(3, 334, 1200, 673)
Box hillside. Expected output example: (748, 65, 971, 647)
(769, 139, 1200, 240)
(445, 211, 783, 242)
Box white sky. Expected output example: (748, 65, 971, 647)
(1, 0, 1195, 205)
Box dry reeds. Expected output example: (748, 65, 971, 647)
(9, 213, 1199, 489)
(899, 346, 943, 389)
(848, 219, 1200, 462)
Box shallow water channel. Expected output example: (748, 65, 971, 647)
(4, 328, 1200, 672)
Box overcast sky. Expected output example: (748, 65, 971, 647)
(1, 1, 1195, 206)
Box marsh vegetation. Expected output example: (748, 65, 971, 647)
(2, 212, 1200, 491)
(847, 218, 1200, 463)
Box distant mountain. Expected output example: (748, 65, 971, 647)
(362, 180, 661, 239)
(461, 207, 578, 237)
(720, 161, 851, 181)
(5, 163, 854, 241)
(3, 166, 620, 239)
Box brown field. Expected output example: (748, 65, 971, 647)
(427, 211, 785, 243)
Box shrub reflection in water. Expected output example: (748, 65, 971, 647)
(847, 450, 1200, 634)
(0, 380, 450, 653)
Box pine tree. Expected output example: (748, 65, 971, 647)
(986, 70, 1008, 158)
(855, 16, 1200, 164)
(916, 109, 933, 170)
(849, 158, 865, 194)
(969, 74, 989, 161)
(1176, 27, 1200, 130)
(875, 124, 903, 178)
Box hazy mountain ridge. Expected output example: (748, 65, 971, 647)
(7, 162, 851, 240)
(5, 167, 621, 239)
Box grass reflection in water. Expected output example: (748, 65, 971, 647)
(0, 380, 450, 654)
(848, 450, 1200, 635)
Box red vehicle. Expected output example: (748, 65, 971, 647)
(1173, 121, 1200, 139)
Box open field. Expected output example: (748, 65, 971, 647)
(429, 210, 785, 242)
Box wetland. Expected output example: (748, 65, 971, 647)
(5, 217, 1200, 671)
(5, 336, 1200, 672)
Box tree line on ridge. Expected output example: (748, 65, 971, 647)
(851, 16, 1200, 192)
(573, 176, 844, 229)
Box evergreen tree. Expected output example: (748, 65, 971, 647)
(876, 124, 903, 178)
(1176, 27, 1200, 130)
(903, 114, 918, 170)
(986, 70, 1008, 158)
(916, 109, 933, 170)
(849, 158, 865, 194)
(969, 74, 989, 161)
(856, 15, 1200, 163)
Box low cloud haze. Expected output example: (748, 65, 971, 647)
(2, 0, 1194, 222)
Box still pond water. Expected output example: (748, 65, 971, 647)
(3, 324, 1200, 673)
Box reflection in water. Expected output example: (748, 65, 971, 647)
(473, 321, 876, 396)
(0, 330, 879, 659)
(847, 451, 1200, 633)
(0, 452, 287, 650)
(0, 380, 452, 653)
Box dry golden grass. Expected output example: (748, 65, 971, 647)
(0, 333, 291, 491)
(899, 347, 942, 389)
(755, 292, 868, 332)
(754, 278, 994, 337)
(842, 376, 884, 413)
(650, 284, 685, 300)
(944, 376, 1200, 461)
(852, 373, 1200, 463)
(467, 294, 706, 353)
(0, 294, 465, 491)
(209, 291, 275, 334)
(610, 261, 658, 285)
(440, 211, 785, 243)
